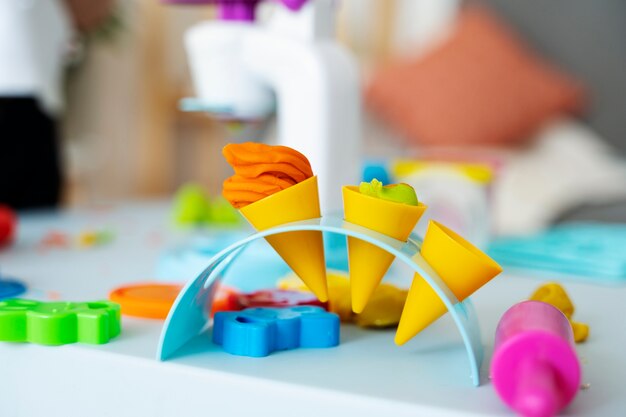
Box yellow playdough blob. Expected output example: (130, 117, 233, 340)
(530, 282, 589, 343)
(278, 270, 408, 328)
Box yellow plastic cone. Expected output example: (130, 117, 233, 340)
(395, 221, 502, 345)
(240, 176, 328, 302)
(343, 186, 427, 313)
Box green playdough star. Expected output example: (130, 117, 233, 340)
(359, 179, 418, 206)
(0, 299, 121, 345)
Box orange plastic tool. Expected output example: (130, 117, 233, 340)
(109, 283, 183, 319)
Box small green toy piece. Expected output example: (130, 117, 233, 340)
(359, 178, 418, 206)
(0, 299, 121, 345)
(172, 183, 240, 227)
(209, 196, 241, 225)
(172, 184, 212, 225)
(95, 229, 116, 245)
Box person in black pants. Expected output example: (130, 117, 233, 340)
(0, 98, 63, 209)
(0, 1, 114, 210)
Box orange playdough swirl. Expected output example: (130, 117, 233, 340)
(222, 142, 313, 208)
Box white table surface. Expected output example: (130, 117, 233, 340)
(0, 201, 623, 417)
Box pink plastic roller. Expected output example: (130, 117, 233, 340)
(491, 300, 581, 417)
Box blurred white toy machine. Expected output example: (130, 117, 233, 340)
(165, 0, 362, 214)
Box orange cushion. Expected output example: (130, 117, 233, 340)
(366, 6, 586, 147)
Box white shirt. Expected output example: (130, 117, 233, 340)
(0, 0, 72, 115)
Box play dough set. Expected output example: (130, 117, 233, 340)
(0, 143, 598, 416)
(3, 0, 616, 414)
(148, 142, 503, 386)
(0, 143, 506, 385)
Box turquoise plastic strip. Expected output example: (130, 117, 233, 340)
(157, 216, 484, 386)
(489, 223, 626, 284)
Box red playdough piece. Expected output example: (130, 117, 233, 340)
(211, 288, 329, 316)
(210, 285, 243, 316)
(238, 289, 327, 309)
(0, 205, 16, 247)
(40, 231, 71, 248)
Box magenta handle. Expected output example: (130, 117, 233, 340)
(162, 0, 308, 21)
(280, 0, 308, 11)
(491, 301, 581, 417)
(514, 358, 560, 417)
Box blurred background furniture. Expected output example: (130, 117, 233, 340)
(62, 0, 626, 224)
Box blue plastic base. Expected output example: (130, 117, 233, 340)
(213, 306, 340, 357)
(0, 278, 27, 300)
(157, 216, 484, 386)
(155, 230, 350, 290)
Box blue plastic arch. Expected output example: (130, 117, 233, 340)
(157, 216, 484, 386)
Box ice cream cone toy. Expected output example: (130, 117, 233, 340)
(222, 143, 328, 302)
(395, 221, 503, 345)
(343, 179, 427, 313)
